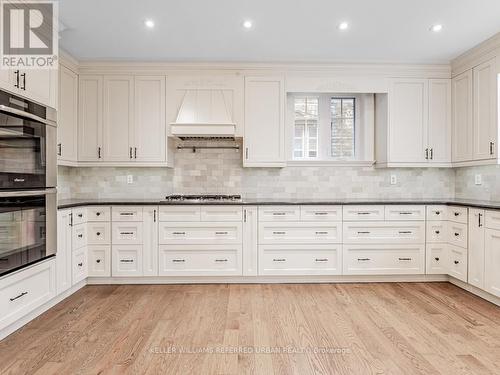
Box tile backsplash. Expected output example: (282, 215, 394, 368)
(455, 165, 500, 201)
(57, 141, 456, 200)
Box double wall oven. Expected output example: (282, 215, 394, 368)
(0, 89, 57, 276)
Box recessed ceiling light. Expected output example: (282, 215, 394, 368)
(144, 19, 155, 29)
(243, 20, 253, 29)
(338, 22, 349, 31)
(430, 24, 443, 32)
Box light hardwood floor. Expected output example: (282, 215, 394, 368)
(0, 282, 499, 375)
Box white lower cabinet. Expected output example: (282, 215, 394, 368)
(343, 221, 425, 244)
(72, 247, 88, 284)
(447, 245, 467, 282)
(143, 207, 159, 276)
(485, 229, 500, 297)
(426, 244, 448, 274)
(112, 245, 143, 277)
(0, 260, 56, 331)
(56, 209, 73, 294)
(88, 246, 111, 277)
(468, 208, 485, 288)
(259, 222, 342, 244)
(159, 222, 242, 244)
(259, 244, 341, 276)
(159, 245, 242, 276)
(343, 244, 425, 275)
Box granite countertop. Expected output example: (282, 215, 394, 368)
(57, 198, 500, 210)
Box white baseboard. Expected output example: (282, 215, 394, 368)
(0, 280, 87, 341)
(447, 277, 500, 306)
(87, 274, 448, 285)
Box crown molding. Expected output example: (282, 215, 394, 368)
(59, 49, 80, 73)
(451, 32, 500, 76)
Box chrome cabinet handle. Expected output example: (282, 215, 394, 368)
(120, 259, 134, 263)
(399, 231, 412, 234)
(272, 212, 286, 216)
(120, 232, 134, 235)
(399, 212, 413, 215)
(215, 231, 228, 235)
(172, 231, 186, 235)
(172, 259, 185, 263)
(214, 259, 228, 262)
(273, 231, 286, 235)
(357, 258, 370, 261)
(315, 258, 328, 262)
(315, 231, 328, 235)
(398, 257, 412, 261)
(119, 212, 134, 216)
(272, 258, 286, 262)
(10, 291, 28, 302)
(357, 212, 371, 215)
(357, 231, 370, 234)
(314, 212, 328, 216)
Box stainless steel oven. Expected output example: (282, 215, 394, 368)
(0, 90, 56, 190)
(0, 189, 56, 277)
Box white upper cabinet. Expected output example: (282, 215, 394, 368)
(76, 74, 169, 165)
(134, 76, 166, 163)
(378, 78, 450, 166)
(57, 65, 78, 163)
(0, 68, 56, 108)
(452, 70, 474, 162)
(244, 76, 285, 167)
(103, 76, 134, 161)
(78, 75, 103, 161)
(428, 79, 452, 163)
(389, 79, 428, 163)
(473, 58, 497, 160)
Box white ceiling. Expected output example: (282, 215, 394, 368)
(59, 0, 500, 63)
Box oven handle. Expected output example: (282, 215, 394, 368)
(0, 188, 57, 198)
(0, 105, 56, 127)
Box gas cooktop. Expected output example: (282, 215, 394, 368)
(164, 194, 242, 202)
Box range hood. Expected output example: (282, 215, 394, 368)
(171, 89, 236, 140)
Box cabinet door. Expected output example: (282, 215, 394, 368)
(134, 76, 166, 162)
(143, 207, 159, 276)
(88, 246, 111, 277)
(244, 76, 285, 167)
(428, 79, 451, 163)
(103, 76, 134, 161)
(485, 229, 500, 297)
(56, 209, 72, 295)
(58, 65, 78, 162)
(78, 75, 103, 161)
(473, 58, 497, 160)
(112, 245, 143, 277)
(389, 79, 428, 163)
(452, 70, 473, 162)
(23, 69, 55, 108)
(468, 209, 485, 289)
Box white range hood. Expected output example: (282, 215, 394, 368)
(170, 89, 236, 140)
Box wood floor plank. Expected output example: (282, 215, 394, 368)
(0, 282, 499, 375)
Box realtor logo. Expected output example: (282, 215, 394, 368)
(1, 0, 58, 69)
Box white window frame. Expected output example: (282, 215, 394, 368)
(293, 96, 319, 160)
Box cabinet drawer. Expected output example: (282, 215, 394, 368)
(258, 222, 342, 244)
(159, 222, 242, 244)
(201, 206, 243, 222)
(448, 222, 467, 249)
(72, 247, 88, 284)
(112, 222, 143, 245)
(485, 210, 500, 230)
(86, 206, 111, 222)
(87, 222, 111, 245)
(258, 244, 341, 276)
(0, 260, 55, 331)
(426, 205, 448, 221)
(72, 223, 87, 250)
(343, 222, 425, 244)
(448, 206, 468, 224)
(112, 245, 143, 277)
(343, 205, 385, 221)
(384, 205, 425, 221)
(426, 221, 447, 243)
(448, 245, 467, 282)
(343, 245, 425, 275)
(159, 245, 242, 276)
(258, 206, 300, 222)
(159, 206, 201, 222)
(72, 207, 86, 225)
(426, 244, 448, 274)
(112, 206, 143, 222)
(300, 206, 342, 221)
(88, 246, 111, 277)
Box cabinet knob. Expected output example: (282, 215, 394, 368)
(78, 262, 83, 267)
(96, 212, 101, 216)
(78, 234, 83, 238)
(96, 259, 101, 263)
(435, 257, 440, 261)
(435, 230, 440, 234)
(454, 260, 459, 265)
(454, 232, 460, 237)
(78, 214, 83, 218)
(96, 232, 101, 236)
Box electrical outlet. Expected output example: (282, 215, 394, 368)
(475, 174, 482, 185)
(390, 175, 397, 185)
(127, 175, 133, 184)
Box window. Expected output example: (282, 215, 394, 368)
(293, 97, 318, 159)
(288, 93, 373, 163)
(331, 98, 355, 158)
